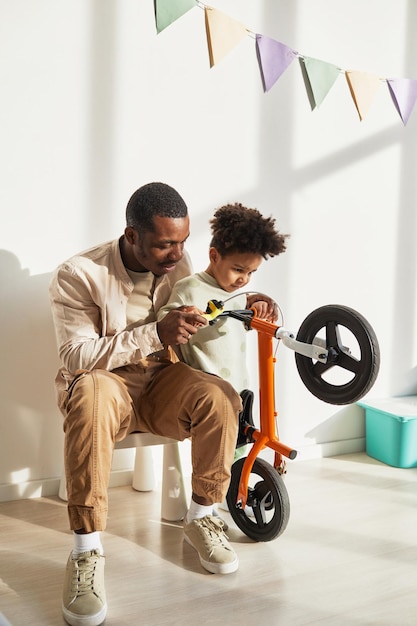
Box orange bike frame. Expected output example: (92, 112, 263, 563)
(236, 314, 297, 508)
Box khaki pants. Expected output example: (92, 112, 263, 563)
(60, 361, 241, 531)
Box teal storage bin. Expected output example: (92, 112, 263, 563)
(358, 396, 417, 468)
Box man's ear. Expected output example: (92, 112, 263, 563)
(124, 226, 137, 245)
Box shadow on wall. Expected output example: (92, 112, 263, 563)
(0, 250, 63, 489)
(305, 404, 365, 446)
(393, 366, 417, 397)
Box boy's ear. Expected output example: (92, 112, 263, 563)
(209, 247, 219, 263)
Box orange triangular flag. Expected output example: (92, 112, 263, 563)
(204, 7, 248, 67)
(345, 71, 382, 121)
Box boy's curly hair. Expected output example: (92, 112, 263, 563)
(209, 203, 288, 259)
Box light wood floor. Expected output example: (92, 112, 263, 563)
(1, 452, 417, 626)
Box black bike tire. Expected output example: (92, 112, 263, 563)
(295, 304, 380, 405)
(226, 457, 290, 542)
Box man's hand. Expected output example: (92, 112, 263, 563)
(246, 293, 279, 322)
(157, 306, 208, 346)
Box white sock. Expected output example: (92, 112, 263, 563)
(185, 500, 213, 524)
(72, 531, 103, 557)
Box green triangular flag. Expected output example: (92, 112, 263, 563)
(155, 0, 195, 34)
(300, 57, 341, 110)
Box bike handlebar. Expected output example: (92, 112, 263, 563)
(204, 301, 328, 362)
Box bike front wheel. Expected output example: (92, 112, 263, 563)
(295, 304, 380, 405)
(226, 457, 290, 542)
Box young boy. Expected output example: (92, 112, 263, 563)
(158, 201, 288, 432)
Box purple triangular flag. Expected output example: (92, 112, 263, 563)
(256, 34, 297, 92)
(387, 78, 417, 126)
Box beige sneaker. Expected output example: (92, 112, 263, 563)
(184, 515, 238, 574)
(211, 508, 228, 530)
(62, 549, 107, 626)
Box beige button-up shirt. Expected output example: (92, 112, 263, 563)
(49, 238, 193, 396)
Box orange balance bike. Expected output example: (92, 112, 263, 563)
(205, 301, 380, 542)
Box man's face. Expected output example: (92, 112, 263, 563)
(125, 215, 190, 276)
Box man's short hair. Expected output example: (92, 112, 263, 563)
(126, 182, 188, 232)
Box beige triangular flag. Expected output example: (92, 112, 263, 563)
(205, 7, 248, 67)
(345, 71, 382, 121)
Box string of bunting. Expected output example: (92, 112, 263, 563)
(154, 0, 417, 125)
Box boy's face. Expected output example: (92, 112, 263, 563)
(207, 249, 263, 293)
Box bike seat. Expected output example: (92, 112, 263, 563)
(236, 389, 255, 448)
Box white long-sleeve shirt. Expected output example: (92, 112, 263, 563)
(158, 271, 249, 393)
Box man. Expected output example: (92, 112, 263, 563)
(50, 182, 276, 626)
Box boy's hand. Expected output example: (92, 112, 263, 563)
(157, 307, 207, 345)
(246, 293, 279, 322)
(179, 305, 207, 319)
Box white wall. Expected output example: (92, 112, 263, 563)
(1, 0, 416, 500)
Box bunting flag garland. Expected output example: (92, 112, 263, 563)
(256, 35, 298, 92)
(154, 0, 195, 33)
(345, 71, 382, 121)
(204, 7, 248, 67)
(299, 57, 341, 110)
(387, 78, 417, 126)
(153, 0, 417, 125)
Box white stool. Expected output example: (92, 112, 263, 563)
(58, 433, 188, 521)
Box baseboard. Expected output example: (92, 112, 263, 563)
(294, 437, 366, 461)
(0, 477, 62, 503)
(252, 437, 365, 466)
(0, 469, 135, 504)
(0, 438, 365, 503)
